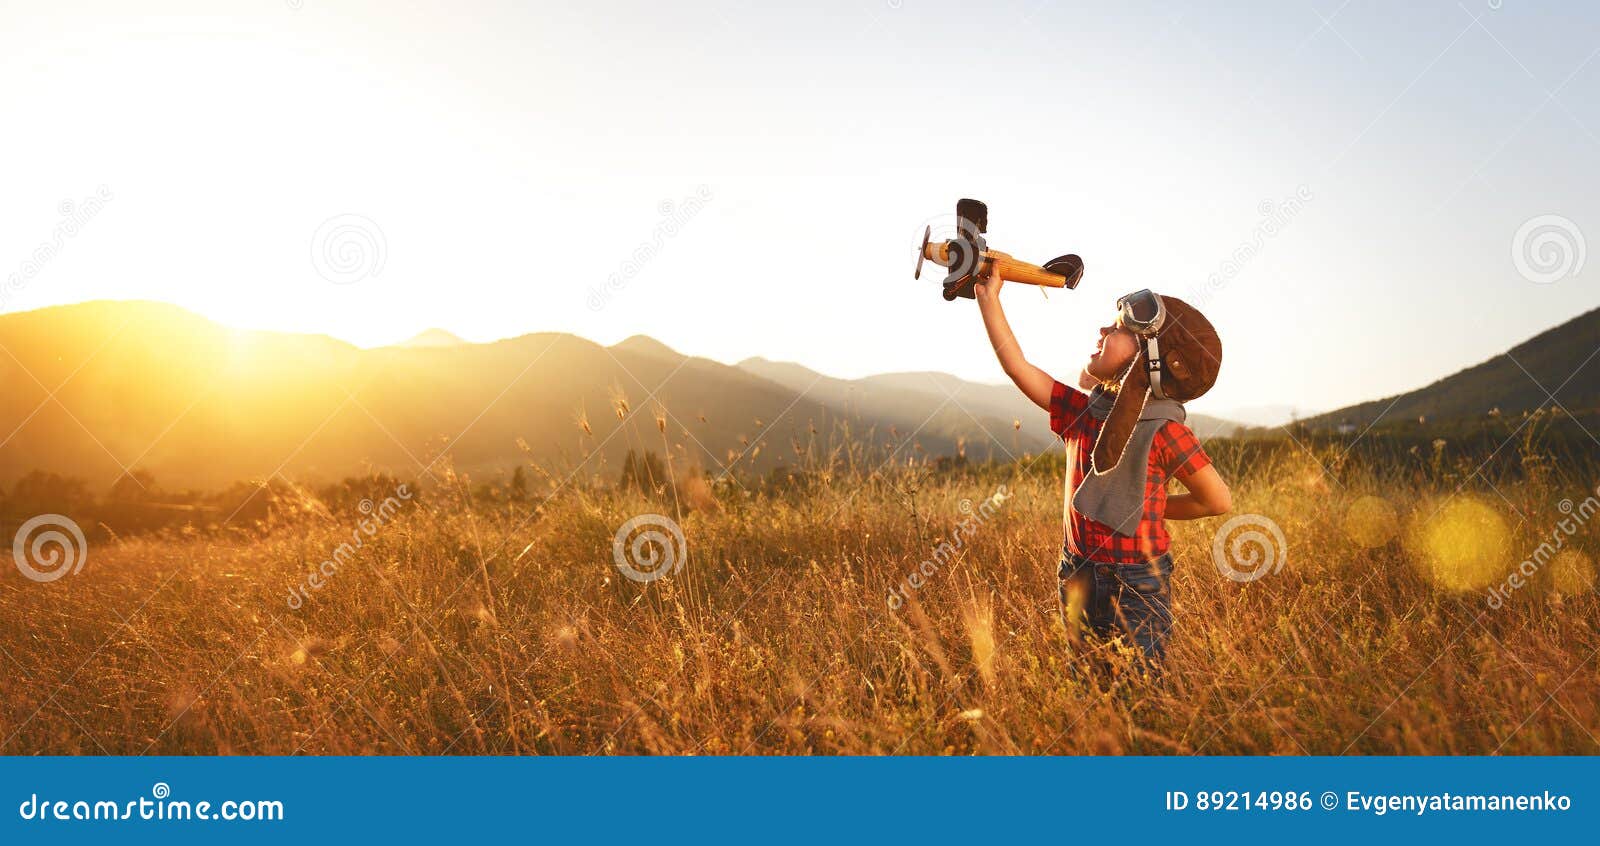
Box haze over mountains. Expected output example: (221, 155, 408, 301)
(737, 357, 1239, 444)
(0, 301, 1071, 492)
(8, 299, 1589, 495)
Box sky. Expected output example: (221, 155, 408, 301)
(2, 0, 1597, 422)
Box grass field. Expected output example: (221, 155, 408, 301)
(2, 422, 1598, 755)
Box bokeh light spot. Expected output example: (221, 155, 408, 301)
(1420, 498, 1511, 591)
(1344, 495, 1399, 549)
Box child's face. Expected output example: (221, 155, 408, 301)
(1086, 322, 1138, 381)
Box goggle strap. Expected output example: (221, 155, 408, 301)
(1144, 336, 1167, 400)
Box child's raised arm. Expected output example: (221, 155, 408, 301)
(974, 262, 1056, 411)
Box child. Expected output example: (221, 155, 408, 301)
(974, 263, 1231, 663)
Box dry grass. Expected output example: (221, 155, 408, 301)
(2, 434, 1597, 755)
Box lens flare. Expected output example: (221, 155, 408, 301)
(1343, 495, 1399, 549)
(1418, 499, 1511, 591)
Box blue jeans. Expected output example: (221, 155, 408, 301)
(1057, 552, 1174, 662)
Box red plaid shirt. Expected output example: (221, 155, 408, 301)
(1048, 380, 1211, 565)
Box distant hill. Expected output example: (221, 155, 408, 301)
(736, 358, 1056, 456)
(0, 301, 1048, 491)
(1210, 404, 1317, 429)
(1304, 307, 1600, 430)
(394, 328, 467, 348)
(739, 359, 1241, 441)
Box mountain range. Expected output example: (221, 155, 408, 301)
(9, 299, 1589, 494)
(0, 301, 1089, 492)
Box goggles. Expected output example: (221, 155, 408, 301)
(1115, 288, 1166, 334)
(1114, 289, 1170, 400)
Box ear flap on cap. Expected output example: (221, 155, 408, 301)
(1151, 296, 1222, 401)
(1091, 350, 1152, 473)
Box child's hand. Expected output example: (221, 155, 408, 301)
(973, 258, 1003, 306)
